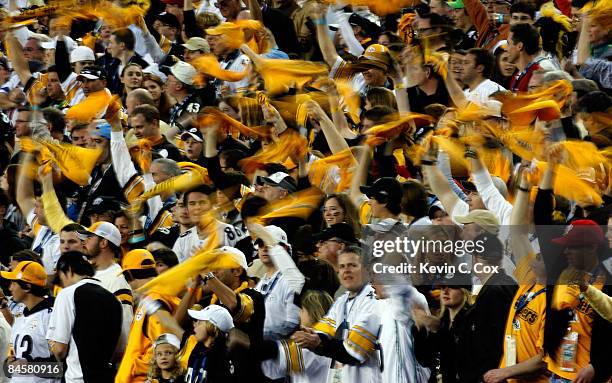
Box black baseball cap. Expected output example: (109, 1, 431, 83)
(84, 196, 121, 216)
(256, 172, 297, 193)
(313, 223, 357, 244)
(157, 12, 180, 30)
(437, 272, 472, 290)
(360, 177, 402, 206)
(473, 232, 504, 261)
(460, 180, 477, 193)
(78, 65, 107, 81)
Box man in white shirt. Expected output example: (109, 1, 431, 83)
(84, 221, 133, 355)
(173, 185, 246, 262)
(205, 23, 251, 97)
(47, 251, 122, 383)
(444, 48, 505, 115)
(461, 48, 506, 108)
(294, 246, 383, 383)
(251, 225, 305, 340)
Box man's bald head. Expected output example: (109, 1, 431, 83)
(126, 88, 154, 116)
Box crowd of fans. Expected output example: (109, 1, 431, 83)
(0, 0, 610, 381)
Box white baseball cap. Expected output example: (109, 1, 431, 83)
(143, 63, 168, 83)
(188, 305, 235, 333)
(264, 225, 289, 245)
(87, 221, 122, 247)
(219, 246, 248, 270)
(70, 46, 95, 63)
(169, 61, 197, 86)
(41, 36, 77, 51)
(153, 333, 181, 350)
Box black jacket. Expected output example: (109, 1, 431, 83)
(185, 337, 233, 383)
(456, 270, 518, 383)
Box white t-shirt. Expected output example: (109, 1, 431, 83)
(0, 314, 11, 383)
(47, 280, 85, 383)
(255, 271, 301, 340)
(377, 286, 430, 383)
(172, 220, 246, 263)
(464, 79, 505, 114)
(329, 56, 366, 95)
(216, 53, 251, 98)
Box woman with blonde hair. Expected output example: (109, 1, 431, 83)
(432, 276, 472, 383)
(146, 333, 185, 383)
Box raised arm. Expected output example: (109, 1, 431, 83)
(421, 153, 462, 217)
(313, 4, 339, 68)
(443, 62, 468, 109)
(40, 167, 74, 234)
(509, 168, 534, 266)
(324, 79, 357, 140)
(5, 31, 33, 87)
(468, 150, 513, 224)
(333, 9, 364, 57)
(136, 16, 165, 63)
(305, 100, 350, 154)
(348, 145, 371, 208)
(183, 0, 204, 38)
(576, 14, 591, 66)
(250, 223, 305, 293)
(16, 153, 36, 216)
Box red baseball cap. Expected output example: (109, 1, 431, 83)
(551, 220, 605, 247)
(161, 0, 182, 5)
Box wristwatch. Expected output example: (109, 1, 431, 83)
(203, 272, 216, 283)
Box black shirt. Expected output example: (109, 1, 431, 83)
(77, 163, 127, 224)
(456, 270, 518, 383)
(198, 288, 267, 382)
(169, 93, 203, 127)
(185, 339, 233, 383)
(69, 279, 123, 383)
(406, 83, 451, 114)
(152, 136, 183, 162)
